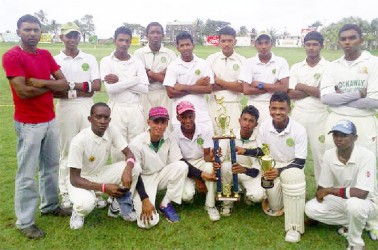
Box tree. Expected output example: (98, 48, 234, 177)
(309, 21, 323, 30)
(266, 27, 278, 45)
(203, 19, 231, 36)
(238, 26, 248, 36)
(370, 18, 378, 50)
(75, 14, 95, 42)
(48, 20, 60, 37)
(123, 23, 145, 38)
(193, 18, 205, 45)
(34, 9, 49, 33)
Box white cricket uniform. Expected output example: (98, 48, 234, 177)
(171, 123, 216, 207)
(239, 53, 290, 122)
(258, 118, 307, 234)
(289, 58, 330, 184)
(220, 128, 265, 203)
(129, 130, 188, 229)
(320, 51, 378, 156)
(134, 45, 177, 124)
(100, 52, 149, 161)
(163, 55, 214, 129)
(305, 145, 378, 248)
(206, 52, 246, 134)
(67, 126, 141, 217)
(54, 49, 100, 195)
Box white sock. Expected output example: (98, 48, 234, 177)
(160, 196, 171, 207)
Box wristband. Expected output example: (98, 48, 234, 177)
(126, 158, 135, 164)
(257, 82, 264, 90)
(102, 183, 106, 193)
(68, 90, 77, 99)
(88, 81, 92, 93)
(339, 187, 345, 199)
(345, 187, 351, 198)
(83, 82, 89, 92)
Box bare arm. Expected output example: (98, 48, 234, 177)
(166, 85, 188, 98)
(213, 76, 243, 93)
(120, 147, 135, 189)
(242, 81, 267, 95)
(249, 77, 289, 94)
(315, 186, 369, 202)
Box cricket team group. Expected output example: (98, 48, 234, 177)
(2, 14, 378, 249)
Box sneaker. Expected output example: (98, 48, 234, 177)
(61, 193, 72, 209)
(70, 211, 84, 230)
(96, 196, 108, 209)
(369, 229, 378, 241)
(41, 206, 72, 217)
(285, 229, 301, 243)
(220, 202, 233, 217)
(107, 200, 136, 222)
(205, 206, 220, 221)
(337, 227, 348, 238)
(107, 197, 114, 205)
(20, 225, 45, 239)
(159, 203, 180, 223)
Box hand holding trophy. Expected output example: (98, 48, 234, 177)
(258, 143, 276, 189)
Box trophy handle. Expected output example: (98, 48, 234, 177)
(272, 159, 276, 168)
(258, 157, 262, 166)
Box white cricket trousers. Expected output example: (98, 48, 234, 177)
(133, 161, 188, 229)
(68, 161, 141, 217)
(305, 196, 378, 247)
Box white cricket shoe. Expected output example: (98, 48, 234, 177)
(70, 211, 84, 230)
(285, 229, 301, 243)
(61, 193, 72, 209)
(220, 202, 233, 217)
(107, 200, 137, 222)
(96, 195, 108, 209)
(205, 206, 220, 221)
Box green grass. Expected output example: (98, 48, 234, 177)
(0, 42, 377, 249)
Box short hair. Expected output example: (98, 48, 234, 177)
(241, 105, 260, 121)
(17, 14, 41, 29)
(303, 31, 324, 45)
(114, 26, 132, 40)
(339, 24, 362, 38)
(218, 26, 236, 37)
(146, 22, 164, 34)
(90, 102, 110, 115)
(176, 31, 193, 45)
(270, 91, 291, 106)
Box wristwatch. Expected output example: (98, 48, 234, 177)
(69, 82, 75, 90)
(257, 82, 264, 90)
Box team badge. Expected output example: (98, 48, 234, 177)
(318, 135, 325, 143)
(366, 171, 371, 178)
(314, 73, 321, 80)
(195, 69, 201, 75)
(197, 137, 204, 146)
(89, 155, 95, 162)
(286, 138, 295, 147)
(82, 63, 90, 71)
(272, 68, 276, 74)
(233, 64, 240, 71)
(161, 57, 167, 63)
(360, 66, 368, 74)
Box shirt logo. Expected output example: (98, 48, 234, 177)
(286, 138, 295, 147)
(197, 137, 204, 146)
(161, 57, 167, 63)
(195, 69, 201, 75)
(82, 63, 90, 71)
(272, 68, 276, 74)
(360, 66, 368, 74)
(233, 64, 240, 71)
(314, 73, 321, 80)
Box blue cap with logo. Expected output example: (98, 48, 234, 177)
(328, 120, 357, 135)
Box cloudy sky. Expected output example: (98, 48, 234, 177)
(1, 0, 377, 38)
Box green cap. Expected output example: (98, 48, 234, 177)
(61, 22, 81, 35)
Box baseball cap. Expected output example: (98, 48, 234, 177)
(328, 120, 357, 135)
(149, 106, 169, 120)
(61, 22, 81, 35)
(176, 101, 195, 115)
(255, 31, 272, 41)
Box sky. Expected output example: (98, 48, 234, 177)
(1, 0, 377, 38)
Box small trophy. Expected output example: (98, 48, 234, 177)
(213, 95, 239, 201)
(258, 144, 276, 189)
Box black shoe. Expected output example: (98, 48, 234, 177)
(20, 225, 45, 239)
(41, 206, 72, 217)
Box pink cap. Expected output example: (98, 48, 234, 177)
(149, 106, 169, 120)
(176, 101, 195, 115)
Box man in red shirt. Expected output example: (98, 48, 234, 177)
(2, 14, 71, 239)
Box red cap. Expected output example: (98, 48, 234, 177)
(176, 101, 195, 115)
(149, 106, 169, 120)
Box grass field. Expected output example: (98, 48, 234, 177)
(0, 42, 377, 249)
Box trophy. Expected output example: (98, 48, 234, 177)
(258, 144, 276, 189)
(213, 95, 239, 201)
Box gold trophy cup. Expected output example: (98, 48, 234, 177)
(258, 144, 276, 189)
(215, 114, 230, 137)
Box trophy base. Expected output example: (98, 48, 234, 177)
(216, 195, 240, 202)
(261, 177, 274, 189)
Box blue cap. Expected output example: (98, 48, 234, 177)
(328, 120, 357, 135)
